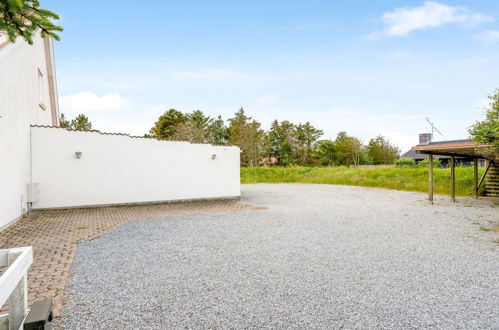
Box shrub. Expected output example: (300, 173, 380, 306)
(395, 157, 417, 168)
(417, 158, 442, 168)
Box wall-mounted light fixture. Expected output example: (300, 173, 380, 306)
(211, 154, 217, 160)
(75, 151, 82, 159)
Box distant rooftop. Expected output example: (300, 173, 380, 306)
(401, 149, 445, 160)
(401, 149, 430, 159)
(416, 139, 472, 147)
(401, 139, 474, 159)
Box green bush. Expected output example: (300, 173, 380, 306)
(417, 158, 442, 168)
(394, 157, 417, 168)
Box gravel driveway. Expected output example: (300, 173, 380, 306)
(60, 184, 499, 329)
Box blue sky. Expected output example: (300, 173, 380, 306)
(46, 0, 499, 151)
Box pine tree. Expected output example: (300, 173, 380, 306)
(59, 113, 92, 131)
(207, 115, 229, 145)
(188, 110, 213, 131)
(228, 107, 251, 147)
(228, 108, 263, 166)
(169, 110, 216, 143)
(59, 113, 70, 128)
(70, 114, 92, 131)
(0, 0, 63, 44)
(295, 122, 323, 165)
(264, 120, 295, 166)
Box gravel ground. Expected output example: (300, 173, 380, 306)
(60, 184, 499, 329)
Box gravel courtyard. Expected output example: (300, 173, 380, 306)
(60, 184, 499, 329)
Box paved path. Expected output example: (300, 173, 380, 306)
(60, 184, 498, 329)
(0, 199, 249, 316)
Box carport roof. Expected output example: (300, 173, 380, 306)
(412, 139, 493, 160)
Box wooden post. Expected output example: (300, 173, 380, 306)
(429, 154, 433, 203)
(474, 158, 479, 199)
(476, 160, 491, 193)
(450, 156, 455, 202)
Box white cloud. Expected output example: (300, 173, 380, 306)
(59, 92, 128, 113)
(475, 29, 499, 41)
(368, 1, 492, 38)
(381, 131, 418, 153)
(76, 104, 167, 136)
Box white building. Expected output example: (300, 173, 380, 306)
(0, 34, 240, 231)
(0, 34, 60, 230)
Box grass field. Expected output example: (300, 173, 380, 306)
(241, 166, 486, 197)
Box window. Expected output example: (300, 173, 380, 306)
(38, 68, 46, 110)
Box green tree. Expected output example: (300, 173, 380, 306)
(59, 113, 92, 131)
(334, 131, 363, 165)
(366, 135, 400, 164)
(188, 110, 212, 130)
(264, 120, 296, 166)
(171, 121, 205, 143)
(148, 109, 187, 140)
(228, 107, 250, 146)
(70, 114, 92, 131)
(315, 140, 336, 166)
(59, 113, 70, 128)
(171, 110, 213, 143)
(207, 115, 229, 145)
(469, 89, 499, 160)
(295, 122, 323, 165)
(241, 120, 264, 167)
(358, 148, 372, 165)
(0, 0, 63, 44)
(228, 107, 264, 166)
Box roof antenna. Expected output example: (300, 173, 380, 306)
(425, 117, 444, 138)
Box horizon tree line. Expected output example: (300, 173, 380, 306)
(144, 107, 400, 166)
(58, 87, 498, 167)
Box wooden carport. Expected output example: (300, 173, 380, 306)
(413, 140, 497, 202)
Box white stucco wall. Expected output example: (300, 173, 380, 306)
(30, 127, 240, 209)
(0, 36, 58, 230)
